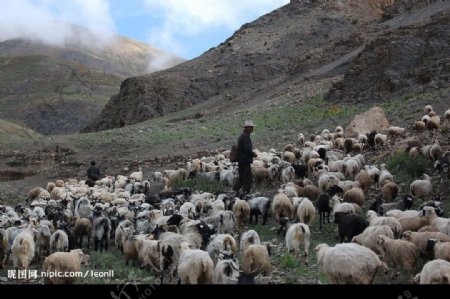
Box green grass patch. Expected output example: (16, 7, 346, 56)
(385, 153, 433, 188)
(85, 251, 156, 284)
(279, 253, 300, 269)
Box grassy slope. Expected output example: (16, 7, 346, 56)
(0, 55, 122, 117)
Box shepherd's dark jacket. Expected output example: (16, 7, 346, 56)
(237, 131, 256, 164)
(87, 165, 101, 180)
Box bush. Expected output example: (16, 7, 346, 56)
(385, 153, 432, 187)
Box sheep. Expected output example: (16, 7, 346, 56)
(427, 115, 440, 131)
(213, 258, 240, 284)
(11, 228, 36, 272)
(315, 243, 387, 284)
(232, 199, 250, 229)
(351, 225, 394, 254)
(344, 138, 353, 154)
(129, 169, 143, 182)
(296, 198, 315, 226)
(248, 197, 270, 225)
(409, 147, 420, 158)
(271, 193, 294, 224)
(430, 140, 442, 161)
(35, 224, 52, 260)
(297, 133, 305, 146)
(419, 206, 450, 235)
(424, 105, 433, 115)
(445, 109, 450, 122)
(377, 235, 420, 279)
(136, 238, 161, 273)
(122, 227, 139, 266)
(207, 234, 238, 265)
(92, 216, 112, 252)
(42, 249, 85, 284)
(331, 195, 356, 217)
(285, 223, 310, 264)
(73, 217, 92, 250)
(381, 180, 399, 202)
(367, 211, 402, 238)
(414, 259, 450, 284)
(374, 133, 387, 147)
(402, 231, 450, 258)
(177, 242, 214, 284)
(378, 164, 393, 186)
(334, 212, 368, 242)
(240, 230, 261, 253)
(427, 239, 450, 262)
(219, 170, 235, 187)
(74, 197, 91, 218)
(179, 202, 197, 220)
(343, 186, 365, 207)
(50, 230, 69, 253)
(379, 194, 415, 215)
(414, 120, 426, 132)
(355, 170, 373, 193)
(114, 220, 134, 251)
(398, 216, 430, 232)
(281, 166, 295, 183)
(242, 244, 272, 276)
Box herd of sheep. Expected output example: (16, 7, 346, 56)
(0, 105, 449, 284)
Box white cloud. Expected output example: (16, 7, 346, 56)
(142, 0, 289, 57)
(0, 0, 116, 48)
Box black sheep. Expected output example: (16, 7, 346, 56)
(292, 163, 308, 178)
(334, 212, 368, 243)
(316, 193, 332, 230)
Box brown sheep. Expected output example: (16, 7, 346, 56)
(343, 186, 365, 206)
(232, 199, 250, 229)
(271, 193, 294, 223)
(242, 244, 272, 276)
(377, 235, 420, 279)
(42, 249, 85, 284)
(73, 217, 92, 249)
(355, 170, 373, 193)
(402, 231, 450, 257)
(382, 180, 399, 202)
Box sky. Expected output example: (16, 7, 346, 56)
(0, 0, 289, 60)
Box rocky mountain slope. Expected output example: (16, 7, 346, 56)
(0, 25, 185, 135)
(83, 0, 450, 133)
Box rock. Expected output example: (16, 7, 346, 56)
(345, 107, 390, 137)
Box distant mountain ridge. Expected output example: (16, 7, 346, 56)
(83, 0, 450, 133)
(0, 24, 185, 135)
(82, 0, 450, 132)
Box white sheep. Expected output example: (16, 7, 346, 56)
(42, 249, 86, 284)
(430, 140, 442, 161)
(374, 133, 387, 147)
(179, 202, 197, 220)
(240, 230, 261, 253)
(315, 243, 387, 284)
(129, 169, 143, 182)
(50, 230, 69, 253)
(213, 258, 240, 284)
(419, 207, 450, 235)
(351, 225, 394, 254)
(207, 234, 238, 265)
(367, 210, 402, 238)
(177, 242, 214, 284)
(427, 239, 450, 262)
(379, 164, 394, 186)
(296, 198, 315, 226)
(11, 228, 36, 272)
(414, 259, 450, 284)
(285, 223, 311, 264)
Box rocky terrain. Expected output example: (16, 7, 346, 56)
(83, 0, 450, 133)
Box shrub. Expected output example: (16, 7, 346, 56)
(385, 153, 432, 187)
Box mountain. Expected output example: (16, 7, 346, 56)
(83, 0, 450, 133)
(0, 25, 185, 135)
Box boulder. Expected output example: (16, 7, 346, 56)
(345, 107, 390, 138)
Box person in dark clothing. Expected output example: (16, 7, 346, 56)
(87, 161, 101, 181)
(233, 120, 257, 195)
